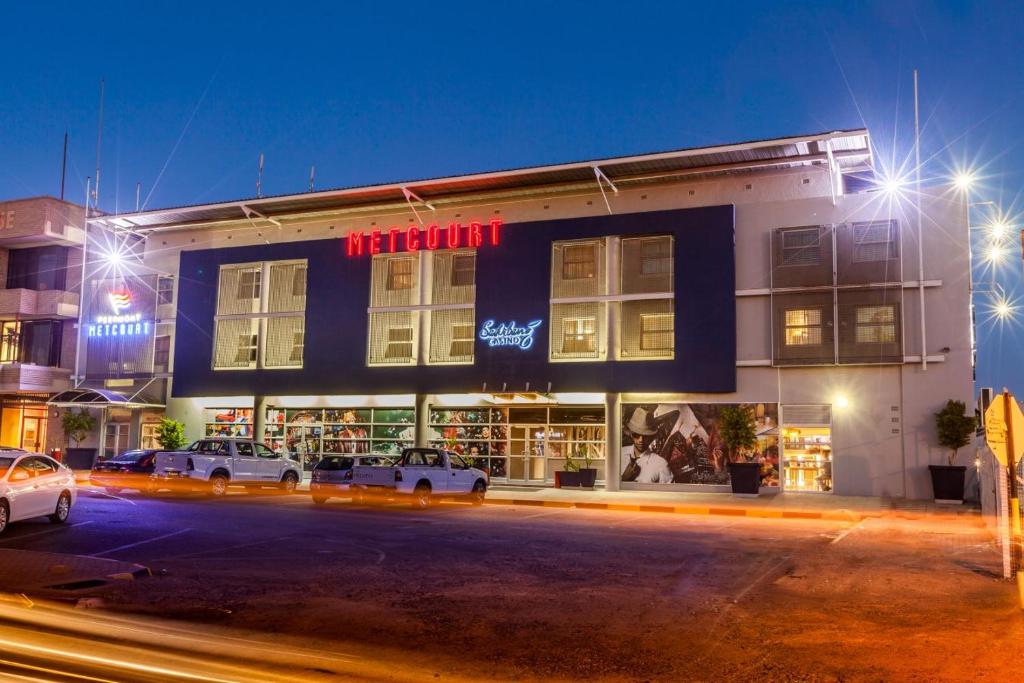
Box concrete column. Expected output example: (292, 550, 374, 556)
(96, 408, 107, 463)
(128, 409, 143, 450)
(253, 395, 268, 444)
(606, 236, 621, 362)
(604, 392, 621, 491)
(415, 393, 430, 447)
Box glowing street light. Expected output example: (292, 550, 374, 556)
(953, 172, 976, 192)
(985, 244, 1007, 263)
(879, 175, 907, 197)
(989, 218, 1010, 240)
(995, 299, 1014, 320)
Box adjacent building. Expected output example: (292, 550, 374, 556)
(80, 129, 974, 499)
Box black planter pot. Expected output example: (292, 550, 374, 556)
(556, 469, 598, 488)
(928, 465, 966, 503)
(727, 462, 762, 496)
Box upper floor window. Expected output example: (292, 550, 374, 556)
(550, 235, 674, 362)
(853, 221, 899, 262)
(368, 250, 476, 367)
(213, 260, 307, 370)
(7, 246, 68, 291)
(0, 320, 62, 366)
(157, 277, 175, 306)
(784, 309, 823, 346)
(854, 305, 897, 343)
(779, 228, 821, 267)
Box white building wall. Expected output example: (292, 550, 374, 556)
(143, 162, 973, 499)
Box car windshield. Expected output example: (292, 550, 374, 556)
(315, 456, 354, 471)
(109, 451, 148, 463)
(0, 457, 14, 476)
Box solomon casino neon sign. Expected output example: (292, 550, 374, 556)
(346, 219, 503, 257)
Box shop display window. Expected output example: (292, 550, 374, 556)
(264, 407, 414, 470)
(782, 426, 832, 492)
(432, 405, 605, 484)
(204, 408, 253, 438)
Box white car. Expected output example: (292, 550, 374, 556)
(152, 438, 303, 496)
(351, 448, 488, 508)
(0, 452, 77, 535)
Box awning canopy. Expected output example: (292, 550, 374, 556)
(47, 387, 165, 410)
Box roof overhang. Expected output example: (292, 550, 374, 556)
(47, 388, 165, 410)
(89, 129, 871, 232)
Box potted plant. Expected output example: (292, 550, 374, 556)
(720, 405, 761, 496)
(155, 418, 188, 451)
(555, 448, 598, 488)
(61, 408, 98, 470)
(930, 399, 976, 504)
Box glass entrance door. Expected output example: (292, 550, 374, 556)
(105, 423, 130, 459)
(509, 425, 548, 484)
(21, 416, 42, 452)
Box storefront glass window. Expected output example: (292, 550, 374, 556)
(264, 407, 414, 470)
(204, 408, 253, 438)
(781, 404, 833, 493)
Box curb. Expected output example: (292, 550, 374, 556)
(482, 497, 866, 522)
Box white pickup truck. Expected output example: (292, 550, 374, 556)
(351, 448, 488, 508)
(152, 438, 303, 496)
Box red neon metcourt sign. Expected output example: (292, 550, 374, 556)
(345, 219, 503, 257)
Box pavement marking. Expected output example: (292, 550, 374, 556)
(152, 535, 295, 562)
(92, 529, 192, 558)
(830, 519, 866, 545)
(82, 489, 137, 506)
(0, 521, 94, 544)
(518, 509, 572, 520)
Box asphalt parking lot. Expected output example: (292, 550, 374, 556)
(0, 487, 1019, 681)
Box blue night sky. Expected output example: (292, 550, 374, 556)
(1, 1, 1021, 394)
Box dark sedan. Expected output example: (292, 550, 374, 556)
(90, 450, 160, 493)
(310, 454, 395, 504)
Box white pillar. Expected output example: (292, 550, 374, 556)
(415, 393, 430, 447)
(253, 395, 268, 444)
(604, 392, 621, 491)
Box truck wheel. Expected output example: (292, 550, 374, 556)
(470, 480, 487, 505)
(0, 500, 8, 535)
(312, 495, 328, 505)
(412, 483, 431, 509)
(209, 474, 228, 497)
(280, 472, 299, 494)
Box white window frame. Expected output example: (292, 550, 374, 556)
(367, 250, 476, 367)
(213, 259, 308, 371)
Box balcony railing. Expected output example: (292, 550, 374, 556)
(0, 363, 72, 393)
(0, 289, 79, 319)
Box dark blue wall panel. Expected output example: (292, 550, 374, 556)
(172, 206, 736, 397)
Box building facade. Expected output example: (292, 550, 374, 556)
(0, 197, 84, 454)
(84, 129, 974, 499)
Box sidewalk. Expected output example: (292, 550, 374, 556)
(480, 485, 983, 522)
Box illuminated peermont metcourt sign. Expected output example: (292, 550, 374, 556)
(87, 290, 153, 337)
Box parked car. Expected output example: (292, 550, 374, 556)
(310, 454, 395, 504)
(351, 448, 488, 508)
(0, 453, 76, 535)
(152, 438, 302, 496)
(91, 449, 159, 494)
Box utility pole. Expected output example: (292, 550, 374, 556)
(1004, 388, 1024, 605)
(60, 131, 68, 200)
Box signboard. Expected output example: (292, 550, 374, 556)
(87, 289, 153, 337)
(984, 393, 1024, 466)
(346, 219, 502, 257)
(478, 319, 542, 350)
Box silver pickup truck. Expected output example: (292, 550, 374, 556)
(350, 448, 488, 508)
(152, 438, 303, 496)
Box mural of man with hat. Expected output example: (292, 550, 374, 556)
(620, 406, 674, 484)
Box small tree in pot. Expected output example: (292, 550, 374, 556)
(557, 447, 597, 488)
(719, 405, 761, 496)
(154, 418, 187, 451)
(60, 408, 98, 469)
(930, 400, 976, 503)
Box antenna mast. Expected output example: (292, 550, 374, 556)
(257, 153, 264, 198)
(93, 79, 105, 211)
(309, 165, 316, 192)
(60, 131, 68, 201)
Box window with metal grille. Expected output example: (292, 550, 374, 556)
(853, 221, 898, 262)
(854, 305, 896, 343)
(780, 228, 821, 266)
(562, 317, 596, 354)
(639, 313, 673, 350)
(562, 244, 597, 280)
(784, 308, 823, 346)
(387, 258, 415, 290)
(154, 335, 171, 371)
(157, 277, 174, 305)
(451, 254, 475, 287)
(370, 252, 476, 366)
(213, 260, 307, 370)
(640, 238, 672, 277)
(386, 327, 414, 359)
